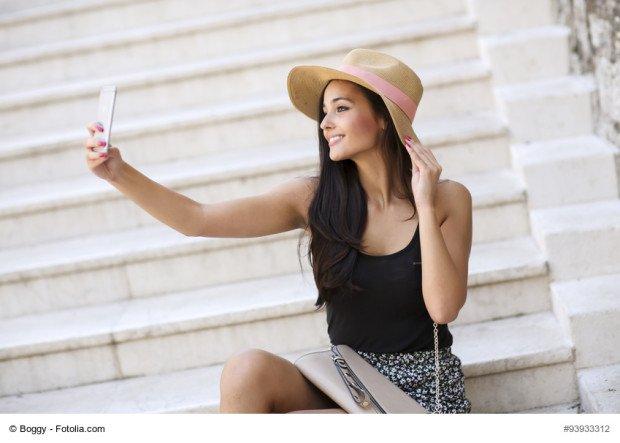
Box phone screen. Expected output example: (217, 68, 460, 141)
(95, 85, 116, 153)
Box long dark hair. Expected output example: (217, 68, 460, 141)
(295, 80, 419, 311)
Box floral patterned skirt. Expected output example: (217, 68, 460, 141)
(354, 345, 472, 413)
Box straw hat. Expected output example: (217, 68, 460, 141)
(287, 48, 423, 146)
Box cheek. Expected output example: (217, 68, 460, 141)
(350, 115, 379, 139)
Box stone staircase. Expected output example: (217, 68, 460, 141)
(471, 0, 620, 413)
(0, 0, 616, 413)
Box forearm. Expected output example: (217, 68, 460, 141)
(108, 161, 204, 236)
(417, 205, 465, 323)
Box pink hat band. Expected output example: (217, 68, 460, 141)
(338, 64, 418, 122)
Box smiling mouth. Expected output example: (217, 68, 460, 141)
(329, 135, 345, 146)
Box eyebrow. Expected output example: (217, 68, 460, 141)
(322, 97, 354, 108)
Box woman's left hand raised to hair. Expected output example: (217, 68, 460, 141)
(403, 136, 442, 210)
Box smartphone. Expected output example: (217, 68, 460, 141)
(94, 85, 116, 154)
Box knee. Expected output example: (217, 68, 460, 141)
(220, 348, 274, 394)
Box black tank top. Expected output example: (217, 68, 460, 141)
(325, 223, 453, 353)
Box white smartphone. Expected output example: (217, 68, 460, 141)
(94, 85, 116, 154)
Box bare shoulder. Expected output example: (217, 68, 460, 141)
(436, 179, 472, 225)
(438, 179, 470, 196)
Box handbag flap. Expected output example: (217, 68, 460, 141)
(295, 349, 376, 413)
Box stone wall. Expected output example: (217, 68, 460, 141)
(555, 0, 619, 147)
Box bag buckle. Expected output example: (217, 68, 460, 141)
(331, 352, 371, 407)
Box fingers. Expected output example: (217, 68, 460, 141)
(85, 136, 108, 149)
(411, 142, 432, 169)
(404, 138, 426, 170)
(85, 121, 104, 137)
(415, 142, 439, 169)
(86, 149, 108, 161)
(84, 121, 107, 151)
(405, 138, 441, 173)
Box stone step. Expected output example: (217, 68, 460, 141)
(0, 311, 576, 413)
(495, 74, 597, 143)
(0, 271, 328, 397)
(467, 0, 557, 35)
(455, 311, 577, 413)
(0, 0, 291, 51)
(515, 400, 580, 414)
(0, 0, 468, 52)
(511, 134, 620, 209)
(0, 1, 478, 95)
(0, 48, 493, 139)
(529, 198, 620, 281)
(480, 25, 570, 85)
(0, 134, 520, 249)
(551, 272, 620, 370)
(0, 85, 509, 187)
(577, 363, 620, 413)
(0, 0, 65, 15)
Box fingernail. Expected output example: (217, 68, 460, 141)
(99, 153, 107, 158)
(96, 124, 104, 131)
(97, 140, 106, 146)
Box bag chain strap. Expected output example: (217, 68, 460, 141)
(433, 321, 441, 413)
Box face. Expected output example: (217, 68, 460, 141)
(320, 80, 386, 162)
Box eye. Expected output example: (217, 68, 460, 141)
(337, 106, 348, 112)
(322, 106, 348, 113)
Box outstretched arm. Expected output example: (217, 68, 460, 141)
(109, 161, 312, 238)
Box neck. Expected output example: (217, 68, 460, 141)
(354, 149, 404, 211)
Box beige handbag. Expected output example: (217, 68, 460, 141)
(294, 322, 442, 413)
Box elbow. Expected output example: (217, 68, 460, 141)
(443, 289, 468, 324)
(185, 202, 207, 237)
(430, 296, 465, 324)
(430, 311, 454, 325)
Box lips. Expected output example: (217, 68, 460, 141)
(328, 135, 345, 147)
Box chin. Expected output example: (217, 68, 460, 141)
(329, 146, 349, 162)
(329, 151, 345, 162)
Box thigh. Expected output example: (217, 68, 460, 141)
(264, 350, 342, 413)
(222, 348, 341, 413)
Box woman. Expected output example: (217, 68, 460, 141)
(84, 48, 472, 414)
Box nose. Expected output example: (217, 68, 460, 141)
(320, 113, 333, 132)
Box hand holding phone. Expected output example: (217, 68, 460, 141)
(94, 85, 116, 154)
(85, 85, 125, 182)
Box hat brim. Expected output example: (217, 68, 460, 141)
(287, 65, 421, 146)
